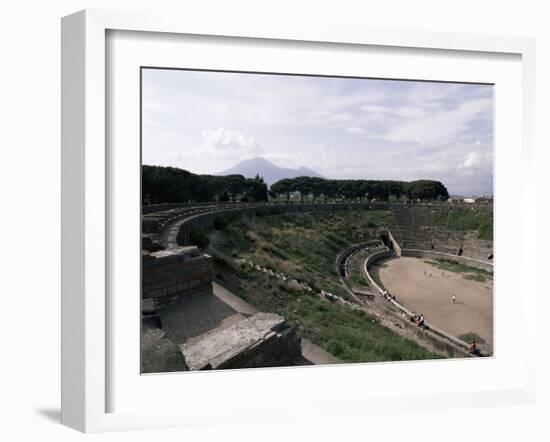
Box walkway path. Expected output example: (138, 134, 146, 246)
(160, 215, 188, 248)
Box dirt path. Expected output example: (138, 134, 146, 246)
(377, 257, 493, 352)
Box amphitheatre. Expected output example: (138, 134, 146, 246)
(141, 190, 494, 373)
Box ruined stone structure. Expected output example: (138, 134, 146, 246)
(390, 206, 433, 250)
(142, 246, 213, 308)
(181, 313, 301, 370)
(141, 201, 394, 249)
(142, 201, 494, 369)
(359, 230, 493, 356)
(141, 221, 304, 371)
(334, 203, 493, 358)
(336, 240, 386, 301)
(390, 205, 493, 260)
(335, 242, 475, 358)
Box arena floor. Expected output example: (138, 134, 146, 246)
(377, 256, 493, 353)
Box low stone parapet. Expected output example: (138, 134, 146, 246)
(362, 250, 483, 356)
(180, 313, 302, 370)
(154, 201, 395, 247)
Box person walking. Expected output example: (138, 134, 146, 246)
(452, 294, 456, 304)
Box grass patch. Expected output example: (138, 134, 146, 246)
(212, 210, 392, 302)
(215, 263, 442, 363)
(464, 273, 486, 282)
(459, 332, 486, 345)
(189, 228, 210, 250)
(430, 206, 493, 240)
(349, 267, 368, 287)
(425, 258, 492, 283)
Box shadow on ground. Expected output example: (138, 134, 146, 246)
(35, 408, 61, 423)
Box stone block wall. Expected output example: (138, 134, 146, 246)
(180, 313, 302, 370)
(142, 246, 213, 308)
(387, 229, 402, 256)
(363, 249, 392, 295)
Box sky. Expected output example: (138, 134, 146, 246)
(142, 68, 494, 196)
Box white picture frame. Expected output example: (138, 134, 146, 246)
(61, 9, 538, 433)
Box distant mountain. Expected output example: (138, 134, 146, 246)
(218, 157, 325, 186)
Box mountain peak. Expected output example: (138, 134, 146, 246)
(235, 157, 273, 167)
(218, 157, 324, 186)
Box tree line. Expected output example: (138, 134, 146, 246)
(270, 176, 449, 202)
(142, 165, 268, 204)
(142, 165, 449, 204)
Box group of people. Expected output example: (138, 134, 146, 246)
(468, 341, 482, 356)
(381, 289, 396, 303)
(423, 269, 447, 278)
(411, 313, 425, 328)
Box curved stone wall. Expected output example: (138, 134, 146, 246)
(337, 248, 471, 358)
(362, 249, 393, 296)
(362, 249, 481, 353)
(142, 202, 214, 215)
(164, 202, 394, 248)
(335, 241, 386, 300)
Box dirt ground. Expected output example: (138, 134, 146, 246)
(377, 257, 493, 353)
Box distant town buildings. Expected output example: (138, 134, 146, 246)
(447, 195, 493, 204)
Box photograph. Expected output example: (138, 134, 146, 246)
(140, 68, 494, 373)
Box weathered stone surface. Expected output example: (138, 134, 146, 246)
(160, 293, 241, 344)
(142, 246, 213, 308)
(180, 313, 301, 370)
(141, 322, 188, 373)
(148, 246, 201, 261)
(141, 234, 165, 252)
(141, 297, 155, 315)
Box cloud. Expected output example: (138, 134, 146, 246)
(331, 113, 353, 121)
(141, 69, 494, 194)
(460, 152, 483, 169)
(143, 128, 263, 174)
(380, 97, 493, 145)
(346, 127, 364, 134)
(458, 150, 493, 173)
(202, 128, 262, 156)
